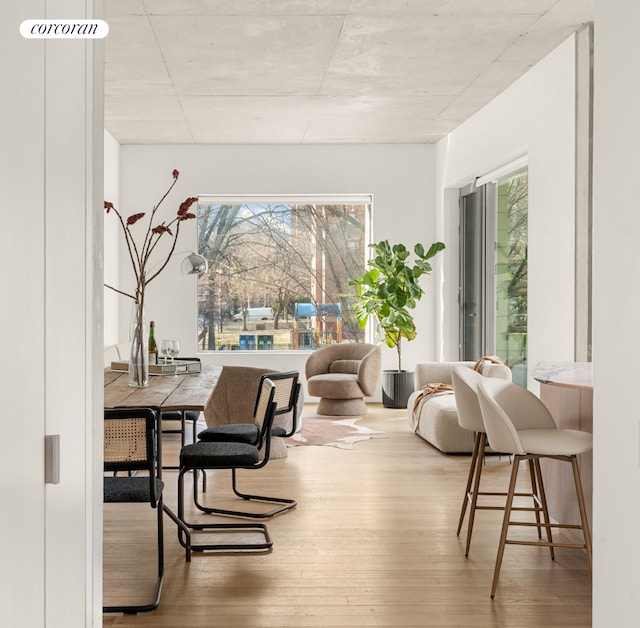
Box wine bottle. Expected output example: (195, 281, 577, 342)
(148, 320, 158, 365)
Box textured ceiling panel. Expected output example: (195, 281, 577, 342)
(104, 0, 594, 144)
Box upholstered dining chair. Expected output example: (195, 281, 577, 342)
(477, 378, 593, 598)
(197, 370, 300, 446)
(450, 363, 543, 558)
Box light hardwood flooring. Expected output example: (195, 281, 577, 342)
(103, 404, 591, 627)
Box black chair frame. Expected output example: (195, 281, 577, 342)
(103, 408, 192, 614)
(195, 371, 300, 518)
(103, 408, 165, 613)
(177, 379, 281, 554)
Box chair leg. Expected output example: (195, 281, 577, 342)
(103, 499, 165, 614)
(532, 458, 555, 560)
(177, 467, 273, 554)
(162, 503, 191, 563)
(491, 455, 591, 598)
(459, 437, 549, 559)
(463, 432, 487, 557)
(192, 468, 297, 520)
(457, 431, 481, 536)
(527, 458, 543, 540)
(230, 468, 297, 517)
(571, 455, 593, 574)
(161, 411, 187, 471)
(491, 454, 521, 599)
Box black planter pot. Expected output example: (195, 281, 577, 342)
(381, 370, 415, 409)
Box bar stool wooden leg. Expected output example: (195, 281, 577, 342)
(457, 431, 482, 536)
(491, 454, 521, 599)
(527, 458, 543, 540)
(532, 458, 555, 559)
(463, 432, 487, 557)
(571, 455, 593, 574)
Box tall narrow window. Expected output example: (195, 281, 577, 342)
(460, 166, 528, 385)
(495, 168, 528, 382)
(196, 195, 371, 352)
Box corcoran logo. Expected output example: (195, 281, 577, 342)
(20, 19, 109, 39)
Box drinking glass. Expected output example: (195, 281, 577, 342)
(169, 340, 180, 362)
(160, 339, 171, 363)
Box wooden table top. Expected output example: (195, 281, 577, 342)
(104, 364, 222, 412)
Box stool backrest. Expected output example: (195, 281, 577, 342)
(477, 379, 557, 454)
(452, 363, 512, 433)
(451, 366, 485, 433)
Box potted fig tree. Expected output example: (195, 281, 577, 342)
(350, 239, 445, 408)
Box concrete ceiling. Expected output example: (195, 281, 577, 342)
(104, 0, 594, 145)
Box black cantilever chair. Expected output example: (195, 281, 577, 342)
(177, 377, 286, 554)
(103, 408, 185, 614)
(193, 370, 299, 519)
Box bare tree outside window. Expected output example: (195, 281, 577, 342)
(197, 197, 370, 351)
(496, 169, 528, 372)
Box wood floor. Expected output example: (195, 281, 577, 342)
(103, 404, 591, 627)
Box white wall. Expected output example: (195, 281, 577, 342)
(592, 0, 640, 623)
(435, 36, 578, 389)
(110, 144, 438, 397)
(1, 1, 104, 626)
(104, 130, 120, 346)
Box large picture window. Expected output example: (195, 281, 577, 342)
(196, 195, 371, 352)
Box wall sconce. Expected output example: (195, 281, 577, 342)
(180, 252, 208, 276)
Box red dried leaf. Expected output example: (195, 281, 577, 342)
(104, 201, 114, 213)
(172, 169, 180, 179)
(178, 196, 198, 216)
(152, 224, 173, 236)
(178, 212, 196, 221)
(126, 212, 145, 225)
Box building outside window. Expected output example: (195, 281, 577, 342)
(196, 195, 371, 351)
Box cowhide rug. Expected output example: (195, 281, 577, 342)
(285, 416, 387, 449)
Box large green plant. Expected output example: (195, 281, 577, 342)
(350, 240, 445, 372)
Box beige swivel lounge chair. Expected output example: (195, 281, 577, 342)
(477, 378, 593, 598)
(305, 343, 381, 416)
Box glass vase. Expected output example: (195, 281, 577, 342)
(128, 300, 149, 388)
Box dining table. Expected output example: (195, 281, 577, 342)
(104, 363, 222, 474)
(103, 363, 222, 592)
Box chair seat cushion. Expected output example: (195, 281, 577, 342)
(307, 373, 361, 399)
(518, 428, 593, 456)
(104, 476, 164, 503)
(198, 423, 259, 443)
(180, 441, 260, 468)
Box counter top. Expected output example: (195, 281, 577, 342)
(532, 361, 593, 389)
